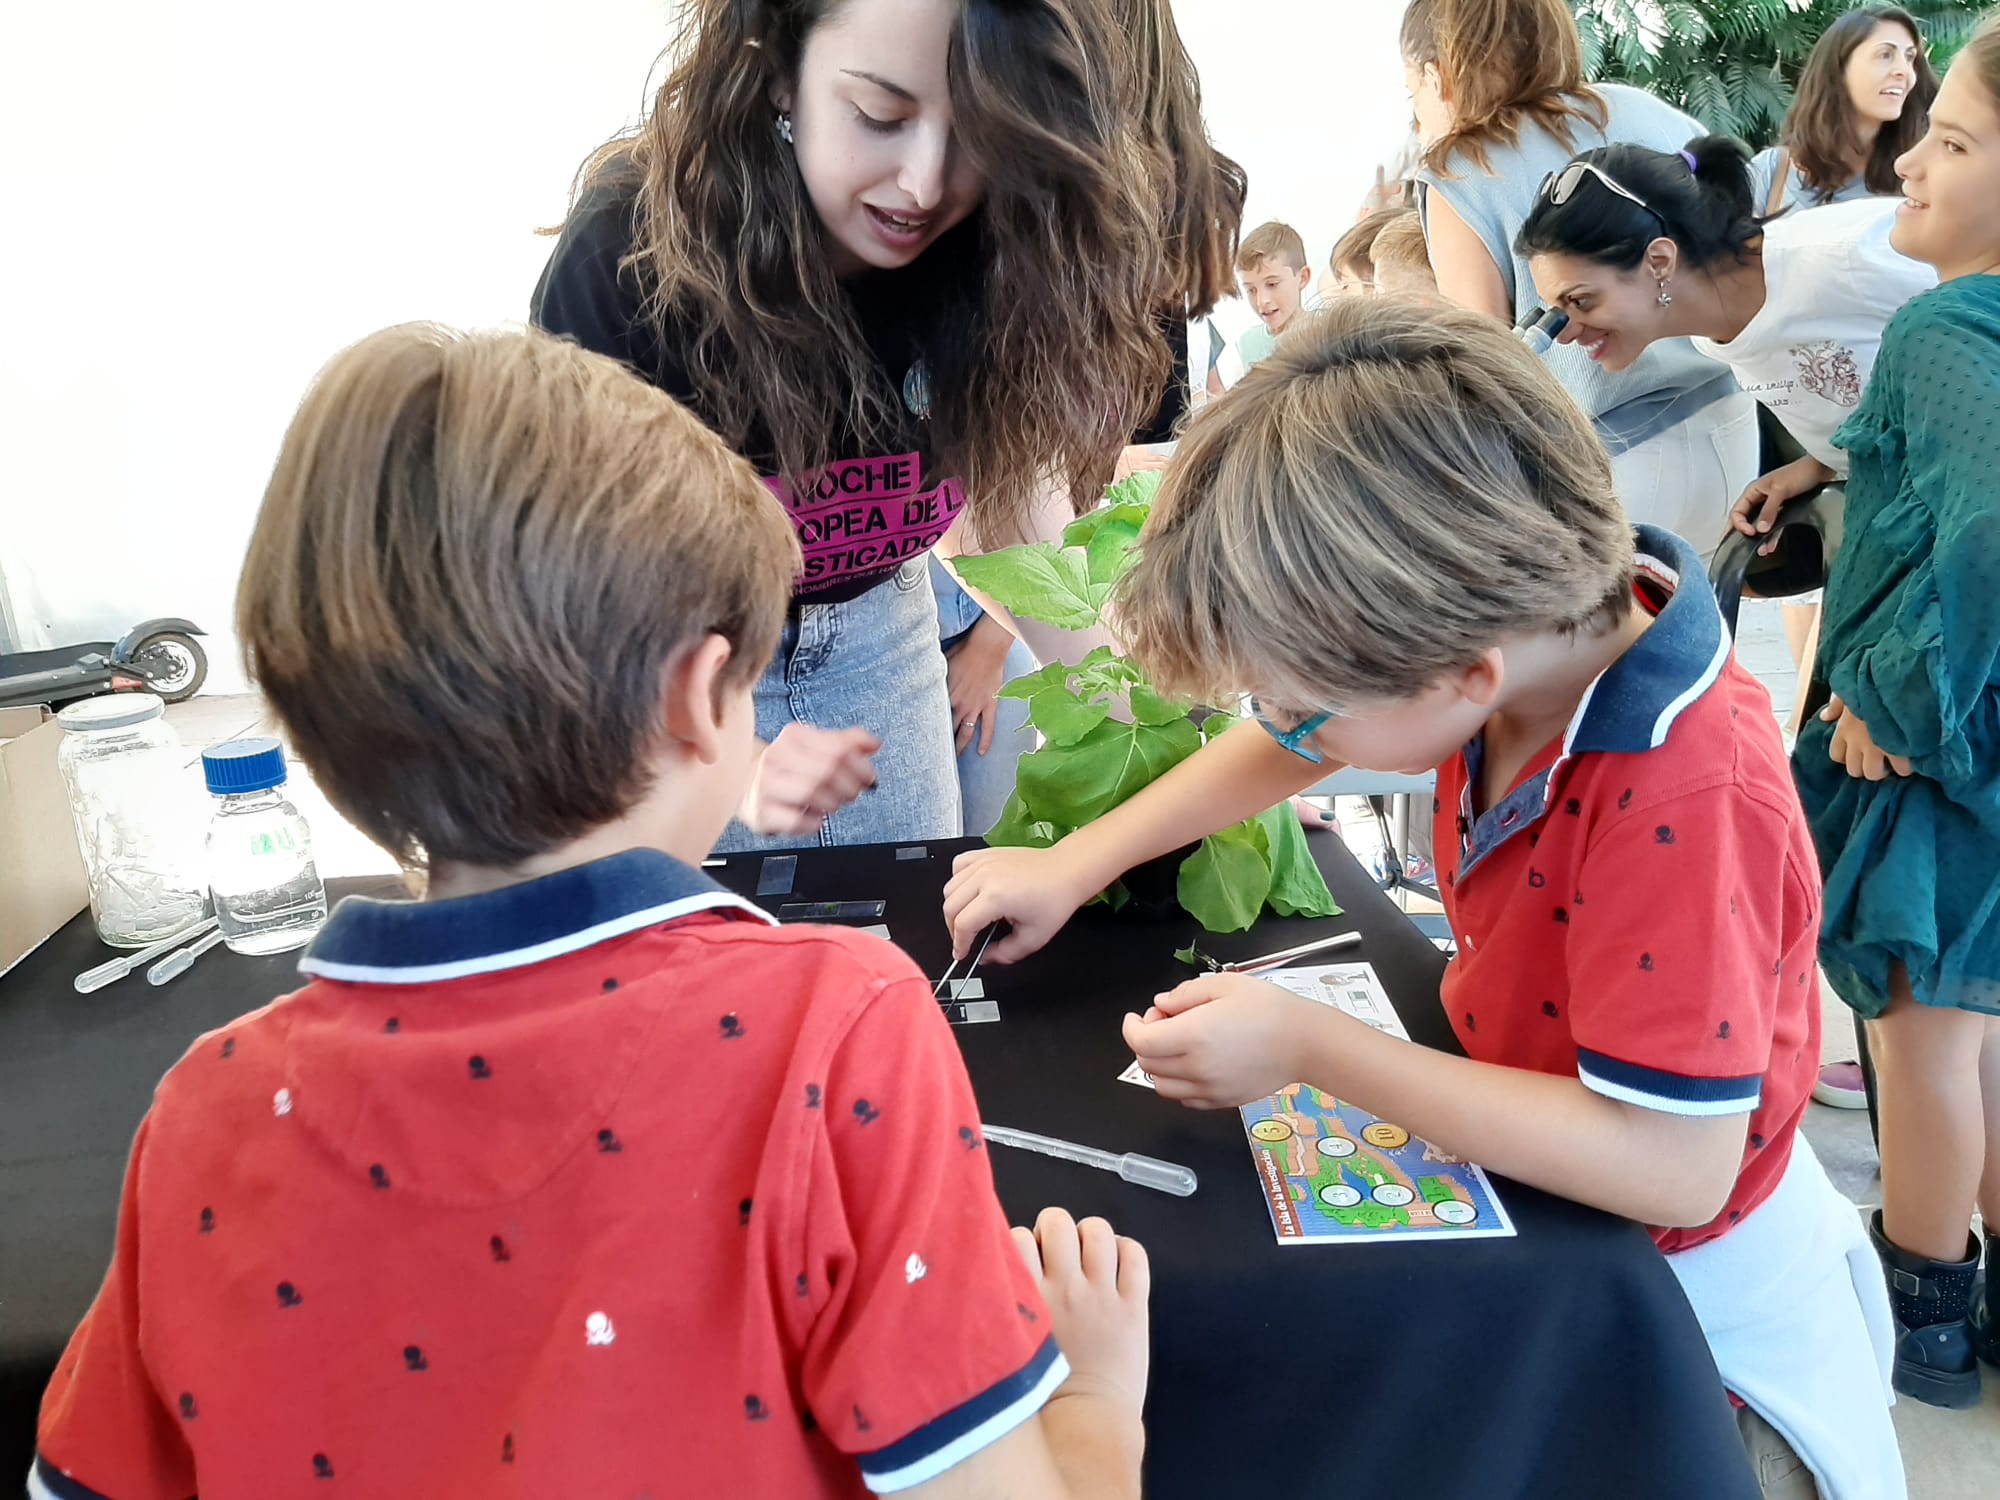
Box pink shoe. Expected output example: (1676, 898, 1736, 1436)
(1812, 1061, 1868, 1110)
(1290, 795, 1339, 834)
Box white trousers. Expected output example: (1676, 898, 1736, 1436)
(1611, 391, 1761, 565)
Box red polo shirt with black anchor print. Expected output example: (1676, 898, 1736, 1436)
(35, 851, 1061, 1498)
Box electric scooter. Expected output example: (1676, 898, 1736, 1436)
(0, 618, 209, 712)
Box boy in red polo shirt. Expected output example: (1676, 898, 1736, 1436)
(31, 326, 1148, 1500)
(943, 300, 1904, 1497)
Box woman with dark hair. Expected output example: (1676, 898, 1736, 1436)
(1401, 0, 1759, 559)
(533, 0, 1173, 851)
(1750, 5, 1939, 218)
(1518, 137, 1933, 531)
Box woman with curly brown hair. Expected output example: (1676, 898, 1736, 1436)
(535, 0, 1175, 851)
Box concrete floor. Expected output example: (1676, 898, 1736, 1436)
(166, 605, 2000, 1496)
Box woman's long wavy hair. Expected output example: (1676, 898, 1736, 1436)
(1401, 0, 1607, 177)
(1121, 0, 1245, 319)
(1781, 6, 1939, 203)
(561, 0, 1170, 532)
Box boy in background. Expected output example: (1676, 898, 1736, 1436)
(943, 300, 1903, 1497)
(1371, 211, 1439, 297)
(1233, 221, 1314, 366)
(1327, 207, 1403, 295)
(32, 325, 1149, 1500)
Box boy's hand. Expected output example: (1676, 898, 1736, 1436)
(738, 725, 880, 835)
(1121, 975, 1324, 1109)
(944, 844, 1098, 964)
(1011, 1208, 1149, 1417)
(1821, 693, 1914, 780)
(1730, 456, 1836, 554)
(946, 614, 1014, 756)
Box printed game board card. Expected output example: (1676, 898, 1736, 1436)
(1238, 963, 1516, 1246)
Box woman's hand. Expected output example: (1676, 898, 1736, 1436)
(738, 724, 881, 835)
(1731, 456, 1837, 554)
(946, 613, 1016, 756)
(1822, 693, 1913, 781)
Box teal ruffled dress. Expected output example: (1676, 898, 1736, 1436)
(1794, 275, 2000, 1019)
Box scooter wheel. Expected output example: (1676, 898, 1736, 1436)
(131, 631, 208, 703)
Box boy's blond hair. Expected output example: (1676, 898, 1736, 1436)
(239, 323, 800, 868)
(1370, 211, 1436, 289)
(1235, 220, 1309, 276)
(1120, 297, 1633, 713)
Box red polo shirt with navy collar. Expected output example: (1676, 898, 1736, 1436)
(1433, 526, 1821, 1255)
(35, 850, 1061, 1500)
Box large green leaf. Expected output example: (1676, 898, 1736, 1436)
(1253, 803, 1342, 920)
(1062, 501, 1152, 551)
(1126, 683, 1190, 726)
(986, 789, 1065, 850)
(1028, 685, 1112, 747)
(1103, 468, 1164, 510)
(1085, 520, 1143, 590)
(997, 657, 1069, 702)
(1177, 819, 1273, 934)
(953, 544, 1100, 629)
(1016, 716, 1202, 827)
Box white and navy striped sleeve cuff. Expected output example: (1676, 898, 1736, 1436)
(859, 1335, 1069, 1493)
(30, 1456, 124, 1500)
(1577, 1050, 1763, 1117)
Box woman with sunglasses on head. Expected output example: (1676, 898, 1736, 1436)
(1518, 137, 1934, 570)
(1750, 5, 1939, 220)
(534, 0, 1169, 852)
(1402, 0, 1759, 559)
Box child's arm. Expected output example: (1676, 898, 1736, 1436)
(908, 1210, 1148, 1500)
(1125, 978, 1747, 1228)
(943, 721, 1336, 962)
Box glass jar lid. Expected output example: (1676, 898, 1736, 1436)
(56, 692, 166, 733)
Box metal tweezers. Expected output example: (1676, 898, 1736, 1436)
(934, 922, 1000, 998)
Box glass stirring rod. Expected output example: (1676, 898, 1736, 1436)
(982, 1125, 1198, 1197)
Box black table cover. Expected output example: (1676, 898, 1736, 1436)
(0, 840, 1758, 1499)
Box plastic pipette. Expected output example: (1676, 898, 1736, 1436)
(148, 929, 226, 986)
(982, 1124, 1198, 1197)
(74, 917, 219, 993)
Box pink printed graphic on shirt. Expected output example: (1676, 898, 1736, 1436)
(1790, 340, 1864, 408)
(767, 451, 967, 595)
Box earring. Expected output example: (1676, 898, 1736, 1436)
(776, 111, 794, 145)
(1656, 280, 1674, 308)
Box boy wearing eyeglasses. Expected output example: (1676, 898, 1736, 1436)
(942, 299, 1904, 1497)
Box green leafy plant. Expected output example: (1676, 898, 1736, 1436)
(1571, 1, 1987, 147)
(952, 471, 1338, 934)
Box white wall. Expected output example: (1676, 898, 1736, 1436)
(1174, 0, 1413, 341)
(0, 0, 1413, 684)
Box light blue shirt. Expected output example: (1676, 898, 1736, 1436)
(1747, 147, 1877, 219)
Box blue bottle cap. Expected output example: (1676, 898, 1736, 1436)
(202, 737, 289, 795)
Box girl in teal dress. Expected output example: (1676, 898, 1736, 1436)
(1786, 18, 2000, 1412)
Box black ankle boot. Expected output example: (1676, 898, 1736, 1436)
(1871, 1211, 1983, 1409)
(1973, 1230, 2000, 1371)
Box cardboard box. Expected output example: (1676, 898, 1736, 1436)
(0, 705, 90, 975)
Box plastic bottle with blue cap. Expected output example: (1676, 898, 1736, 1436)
(201, 738, 327, 955)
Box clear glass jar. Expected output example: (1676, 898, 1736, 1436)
(55, 693, 211, 948)
(202, 738, 327, 956)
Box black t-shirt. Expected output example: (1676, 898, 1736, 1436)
(530, 183, 966, 606)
